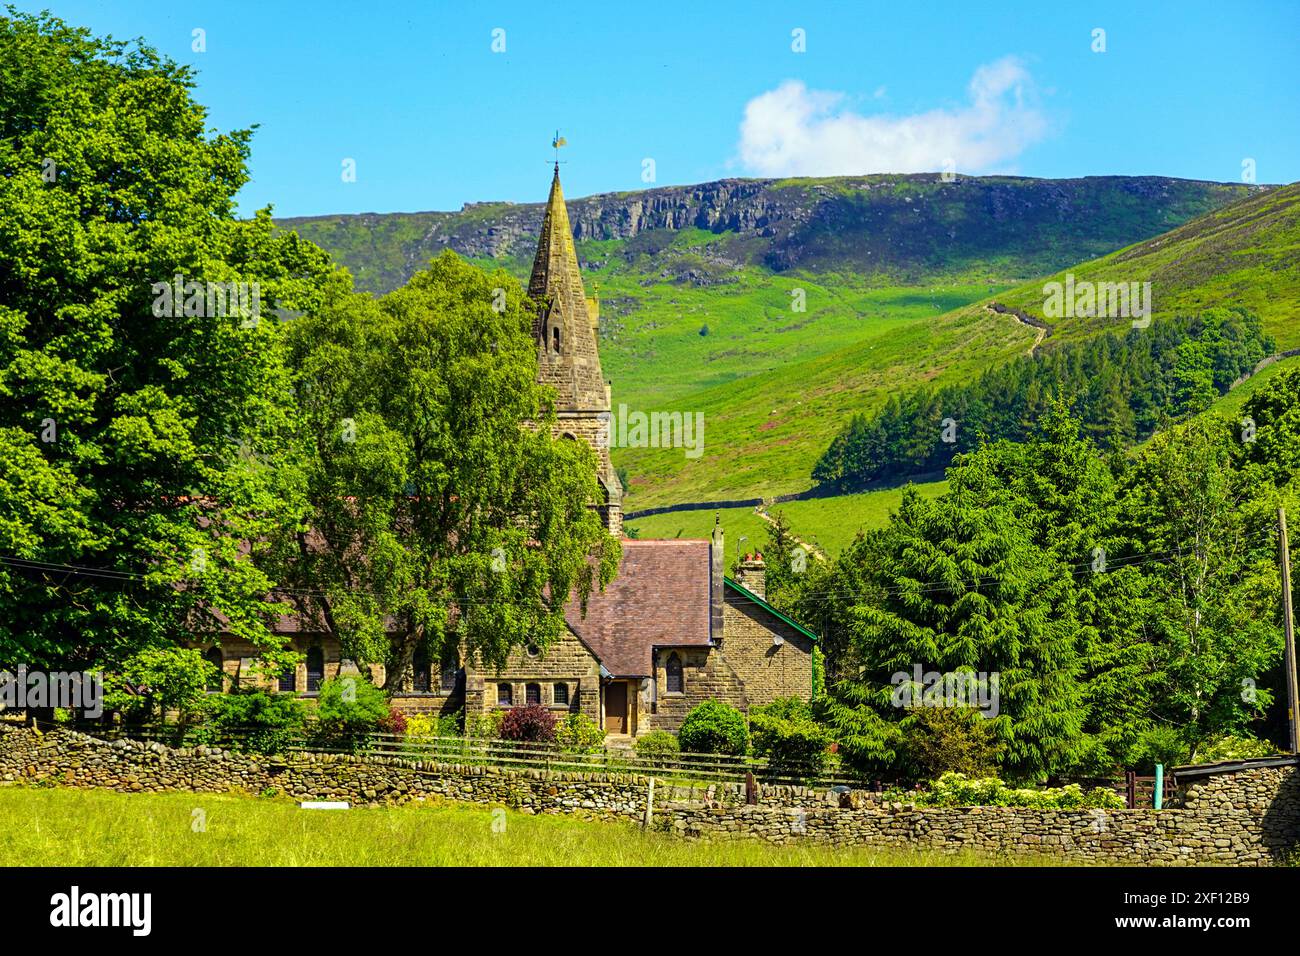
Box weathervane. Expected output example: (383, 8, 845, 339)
(551, 130, 567, 169)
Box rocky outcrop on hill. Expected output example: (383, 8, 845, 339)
(278, 175, 1252, 295)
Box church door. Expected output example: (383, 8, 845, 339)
(605, 682, 627, 734)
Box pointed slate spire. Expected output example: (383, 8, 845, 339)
(528, 163, 623, 535)
(529, 165, 609, 410)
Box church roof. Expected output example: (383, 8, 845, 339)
(528, 166, 609, 410)
(563, 539, 713, 677)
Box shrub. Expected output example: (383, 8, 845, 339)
(911, 772, 1125, 810)
(201, 689, 307, 755)
(634, 730, 681, 767)
(466, 709, 504, 740)
(555, 713, 605, 753)
(406, 712, 462, 739)
(679, 700, 749, 756)
(313, 674, 389, 752)
(498, 704, 557, 744)
(750, 697, 832, 778)
(379, 707, 407, 735)
(1193, 734, 1280, 763)
(901, 707, 1002, 779)
(1128, 725, 1190, 773)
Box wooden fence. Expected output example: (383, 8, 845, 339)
(42, 720, 1175, 802)
(77, 723, 887, 790)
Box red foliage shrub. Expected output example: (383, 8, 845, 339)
(379, 707, 407, 735)
(498, 704, 557, 743)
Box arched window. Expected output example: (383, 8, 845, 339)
(412, 646, 431, 693)
(552, 326, 561, 354)
(553, 683, 569, 706)
(526, 683, 541, 706)
(204, 647, 224, 693)
(666, 652, 683, 694)
(306, 646, 325, 693)
(497, 683, 513, 706)
(439, 655, 459, 694)
(278, 661, 296, 693)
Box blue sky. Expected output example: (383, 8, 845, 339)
(28, 0, 1300, 217)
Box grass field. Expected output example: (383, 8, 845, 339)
(0, 786, 1014, 867)
(625, 480, 948, 557)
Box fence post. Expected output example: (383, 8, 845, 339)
(643, 776, 655, 829)
(1125, 770, 1136, 810)
(745, 771, 758, 806)
(1154, 764, 1163, 810)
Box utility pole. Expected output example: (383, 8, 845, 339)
(1280, 506, 1299, 754)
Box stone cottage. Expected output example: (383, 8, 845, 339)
(200, 164, 819, 735)
(462, 533, 818, 736)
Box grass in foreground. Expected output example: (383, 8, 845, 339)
(0, 786, 1021, 867)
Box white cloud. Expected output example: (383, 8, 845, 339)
(737, 57, 1048, 177)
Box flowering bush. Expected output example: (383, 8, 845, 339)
(908, 772, 1124, 810)
(555, 713, 605, 753)
(406, 712, 462, 738)
(498, 704, 557, 743)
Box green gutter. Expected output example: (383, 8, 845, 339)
(722, 577, 820, 643)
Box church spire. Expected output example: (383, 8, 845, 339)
(528, 166, 609, 410)
(528, 161, 623, 535)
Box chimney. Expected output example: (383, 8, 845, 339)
(710, 515, 725, 642)
(735, 552, 766, 600)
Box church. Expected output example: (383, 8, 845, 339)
(206, 166, 819, 738)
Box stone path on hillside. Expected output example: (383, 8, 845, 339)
(753, 505, 827, 563)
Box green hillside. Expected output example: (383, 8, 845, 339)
(971, 182, 1300, 349)
(616, 183, 1300, 507)
(277, 174, 1269, 510)
(625, 480, 948, 557)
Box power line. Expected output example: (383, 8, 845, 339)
(0, 522, 1280, 610)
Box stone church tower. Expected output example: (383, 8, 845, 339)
(529, 165, 623, 535)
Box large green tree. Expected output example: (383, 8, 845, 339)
(1118, 418, 1280, 753)
(0, 10, 339, 674)
(270, 251, 621, 685)
(822, 450, 1086, 782)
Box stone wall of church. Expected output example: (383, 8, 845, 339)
(209, 635, 383, 694)
(646, 646, 748, 734)
(209, 635, 460, 717)
(719, 596, 815, 706)
(551, 412, 621, 536)
(462, 628, 599, 721)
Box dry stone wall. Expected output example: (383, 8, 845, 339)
(2, 725, 1297, 866)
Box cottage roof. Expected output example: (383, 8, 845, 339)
(563, 539, 713, 677)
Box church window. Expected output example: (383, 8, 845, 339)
(413, 646, 431, 693)
(553, 683, 569, 706)
(279, 661, 296, 693)
(552, 327, 561, 354)
(306, 646, 325, 693)
(497, 683, 513, 706)
(526, 683, 541, 706)
(204, 647, 224, 693)
(440, 655, 459, 694)
(666, 652, 683, 694)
